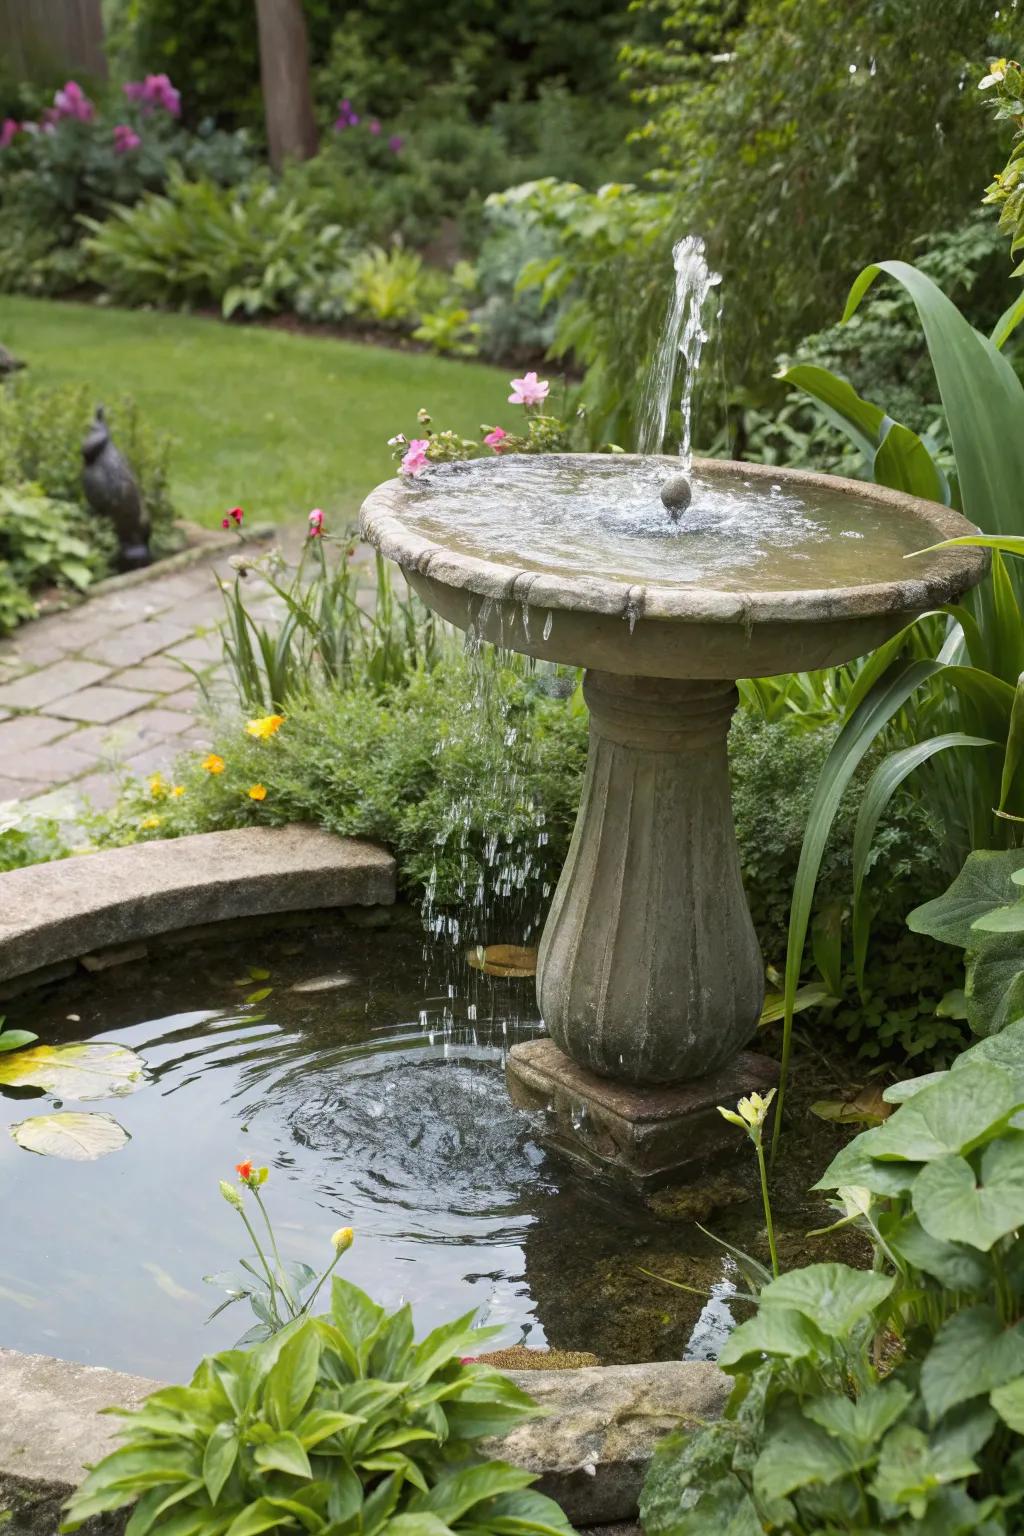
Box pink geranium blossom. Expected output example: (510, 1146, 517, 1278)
(308, 508, 325, 537)
(52, 81, 94, 122)
(124, 73, 181, 116)
(113, 124, 141, 154)
(0, 119, 19, 150)
(508, 371, 549, 407)
(400, 439, 430, 476)
(483, 426, 507, 452)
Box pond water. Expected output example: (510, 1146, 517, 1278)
(396, 455, 945, 593)
(0, 917, 858, 1379)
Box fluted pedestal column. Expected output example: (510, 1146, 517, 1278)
(507, 671, 776, 1188)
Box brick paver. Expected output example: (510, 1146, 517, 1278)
(0, 538, 294, 815)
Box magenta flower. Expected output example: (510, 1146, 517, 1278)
(124, 73, 180, 116)
(334, 99, 361, 131)
(113, 123, 141, 154)
(369, 118, 381, 135)
(400, 439, 430, 477)
(483, 426, 508, 452)
(388, 134, 405, 154)
(308, 508, 325, 537)
(508, 372, 550, 407)
(53, 81, 94, 122)
(0, 119, 19, 150)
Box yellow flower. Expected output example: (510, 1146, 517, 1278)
(148, 772, 167, 799)
(171, 785, 186, 797)
(331, 1226, 354, 1254)
(202, 754, 226, 775)
(718, 1089, 776, 1135)
(248, 784, 267, 801)
(246, 714, 285, 740)
(139, 814, 163, 830)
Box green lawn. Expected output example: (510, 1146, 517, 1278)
(0, 297, 514, 527)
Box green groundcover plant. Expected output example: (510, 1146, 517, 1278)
(641, 1018, 1024, 1535)
(62, 1277, 573, 1536)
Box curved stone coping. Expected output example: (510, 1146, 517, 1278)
(360, 453, 988, 627)
(0, 826, 396, 984)
(0, 1347, 727, 1530)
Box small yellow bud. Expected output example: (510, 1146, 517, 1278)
(219, 1179, 244, 1211)
(331, 1226, 354, 1254)
(717, 1106, 746, 1129)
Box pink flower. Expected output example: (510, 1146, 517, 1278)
(53, 81, 94, 122)
(508, 371, 550, 407)
(113, 124, 141, 154)
(388, 134, 405, 154)
(228, 507, 244, 525)
(369, 118, 381, 135)
(400, 439, 430, 477)
(0, 119, 19, 150)
(125, 74, 180, 116)
(308, 508, 325, 537)
(483, 426, 507, 452)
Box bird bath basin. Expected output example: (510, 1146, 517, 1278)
(361, 454, 987, 1183)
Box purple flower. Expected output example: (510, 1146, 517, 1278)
(334, 99, 361, 131)
(123, 73, 180, 117)
(369, 118, 381, 135)
(52, 81, 94, 122)
(388, 134, 405, 154)
(113, 123, 141, 154)
(0, 119, 19, 150)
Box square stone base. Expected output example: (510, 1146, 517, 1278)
(506, 1038, 779, 1191)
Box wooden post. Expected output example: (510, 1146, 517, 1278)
(0, 0, 107, 81)
(254, 0, 318, 170)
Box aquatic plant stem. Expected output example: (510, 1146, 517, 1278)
(253, 1188, 298, 1316)
(236, 1207, 283, 1324)
(755, 1139, 780, 1279)
(302, 1249, 346, 1317)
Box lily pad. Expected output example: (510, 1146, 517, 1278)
(467, 945, 538, 978)
(10, 1111, 130, 1159)
(0, 1041, 146, 1100)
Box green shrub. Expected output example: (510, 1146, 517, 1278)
(0, 487, 106, 632)
(63, 1278, 571, 1536)
(82, 170, 347, 317)
(642, 1023, 1024, 1533)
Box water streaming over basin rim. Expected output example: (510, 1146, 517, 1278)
(0, 922, 860, 1379)
(362, 455, 984, 616)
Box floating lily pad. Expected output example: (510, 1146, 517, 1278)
(467, 945, 538, 978)
(10, 1111, 130, 1159)
(0, 1042, 146, 1100)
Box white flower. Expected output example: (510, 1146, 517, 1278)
(980, 59, 1008, 89)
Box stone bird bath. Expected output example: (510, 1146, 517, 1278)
(361, 454, 987, 1184)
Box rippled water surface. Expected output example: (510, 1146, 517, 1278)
(397, 456, 945, 592)
(0, 920, 854, 1377)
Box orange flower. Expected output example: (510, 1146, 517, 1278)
(235, 1160, 254, 1181)
(202, 754, 225, 775)
(246, 714, 285, 740)
(248, 784, 267, 801)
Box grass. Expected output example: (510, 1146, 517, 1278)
(0, 297, 515, 527)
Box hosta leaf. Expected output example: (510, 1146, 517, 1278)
(202, 1422, 238, 1506)
(759, 1263, 893, 1336)
(866, 1062, 1023, 1160)
(266, 1323, 320, 1430)
(908, 851, 1024, 948)
(717, 1306, 829, 1372)
(10, 1111, 130, 1160)
(912, 1137, 1024, 1250)
(251, 1431, 311, 1480)
(920, 1305, 1024, 1422)
(410, 1463, 535, 1523)
(0, 1040, 146, 1099)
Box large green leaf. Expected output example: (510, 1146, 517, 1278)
(844, 261, 1024, 539)
(717, 1306, 829, 1373)
(410, 1463, 535, 1523)
(920, 1305, 1024, 1422)
(868, 1424, 978, 1511)
(812, 1126, 921, 1196)
(973, 900, 1024, 934)
(866, 1061, 1023, 1161)
(957, 1015, 1024, 1072)
(911, 1137, 1024, 1250)
(990, 1376, 1024, 1434)
(753, 1407, 862, 1504)
(885, 1214, 991, 1291)
(776, 362, 886, 466)
(873, 420, 948, 503)
(759, 1263, 893, 1336)
(804, 1381, 911, 1454)
(0, 1040, 146, 1099)
(908, 851, 1024, 947)
(965, 933, 1024, 1037)
(10, 1111, 130, 1160)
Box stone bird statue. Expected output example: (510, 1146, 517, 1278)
(81, 406, 151, 570)
(0, 343, 25, 375)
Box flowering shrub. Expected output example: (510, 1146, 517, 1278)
(389, 376, 579, 475)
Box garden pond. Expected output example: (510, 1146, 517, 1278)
(0, 915, 862, 1379)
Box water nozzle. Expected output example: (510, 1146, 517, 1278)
(660, 473, 692, 521)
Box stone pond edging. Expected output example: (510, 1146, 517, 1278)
(0, 826, 396, 990)
(0, 1347, 729, 1534)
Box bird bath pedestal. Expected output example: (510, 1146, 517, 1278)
(361, 455, 987, 1187)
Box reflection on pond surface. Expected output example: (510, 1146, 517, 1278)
(0, 917, 857, 1378)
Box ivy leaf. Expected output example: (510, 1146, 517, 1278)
(912, 1136, 1024, 1250)
(759, 1263, 893, 1337)
(920, 1305, 1024, 1422)
(867, 1062, 1024, 1161)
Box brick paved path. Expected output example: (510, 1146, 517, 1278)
(0, 542, 287, 812)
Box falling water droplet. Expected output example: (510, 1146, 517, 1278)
(542, 611, 553, 640)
